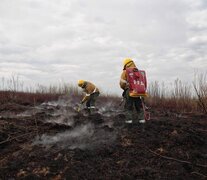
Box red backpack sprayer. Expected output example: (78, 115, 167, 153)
(125, 68, 150, 122)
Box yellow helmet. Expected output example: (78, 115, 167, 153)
(78, 80, 84, 87)
(123, 58, 133, 66)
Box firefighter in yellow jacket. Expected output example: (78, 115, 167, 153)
(78, 80, 100, 114)
(120, 58, 147, 123)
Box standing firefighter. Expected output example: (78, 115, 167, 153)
(120, 58, 148, 124)
(77, 80, 100, 114)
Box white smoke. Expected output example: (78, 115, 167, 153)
(33, 123, 117, 150)
(45, 106, 77, 126)
(46, 115, 75, 126)
(34, 124, 94, 148)
(25, 97, 119, 150)
(98, 100, 122, 117)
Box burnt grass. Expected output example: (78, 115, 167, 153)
(0, 101, 207, 180)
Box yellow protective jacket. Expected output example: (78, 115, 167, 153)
(119, 62, 147, 97)
(81, 81, 99, 103)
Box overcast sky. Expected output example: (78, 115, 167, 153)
(0, 0, 207, 94)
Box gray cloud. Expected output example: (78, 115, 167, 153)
(0, 0, 207, 94)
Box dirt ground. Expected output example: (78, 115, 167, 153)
(0, 99, 207, 180)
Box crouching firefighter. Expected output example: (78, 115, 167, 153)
(119, 58, 148, 124)
(77, 80, 100, 114)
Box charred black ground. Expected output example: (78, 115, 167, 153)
(0, 100, 207, 180)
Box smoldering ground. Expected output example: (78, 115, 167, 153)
(33, 123, 117, 150)
(31, 98, 120, 150)
(2, 96, 207, 179)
